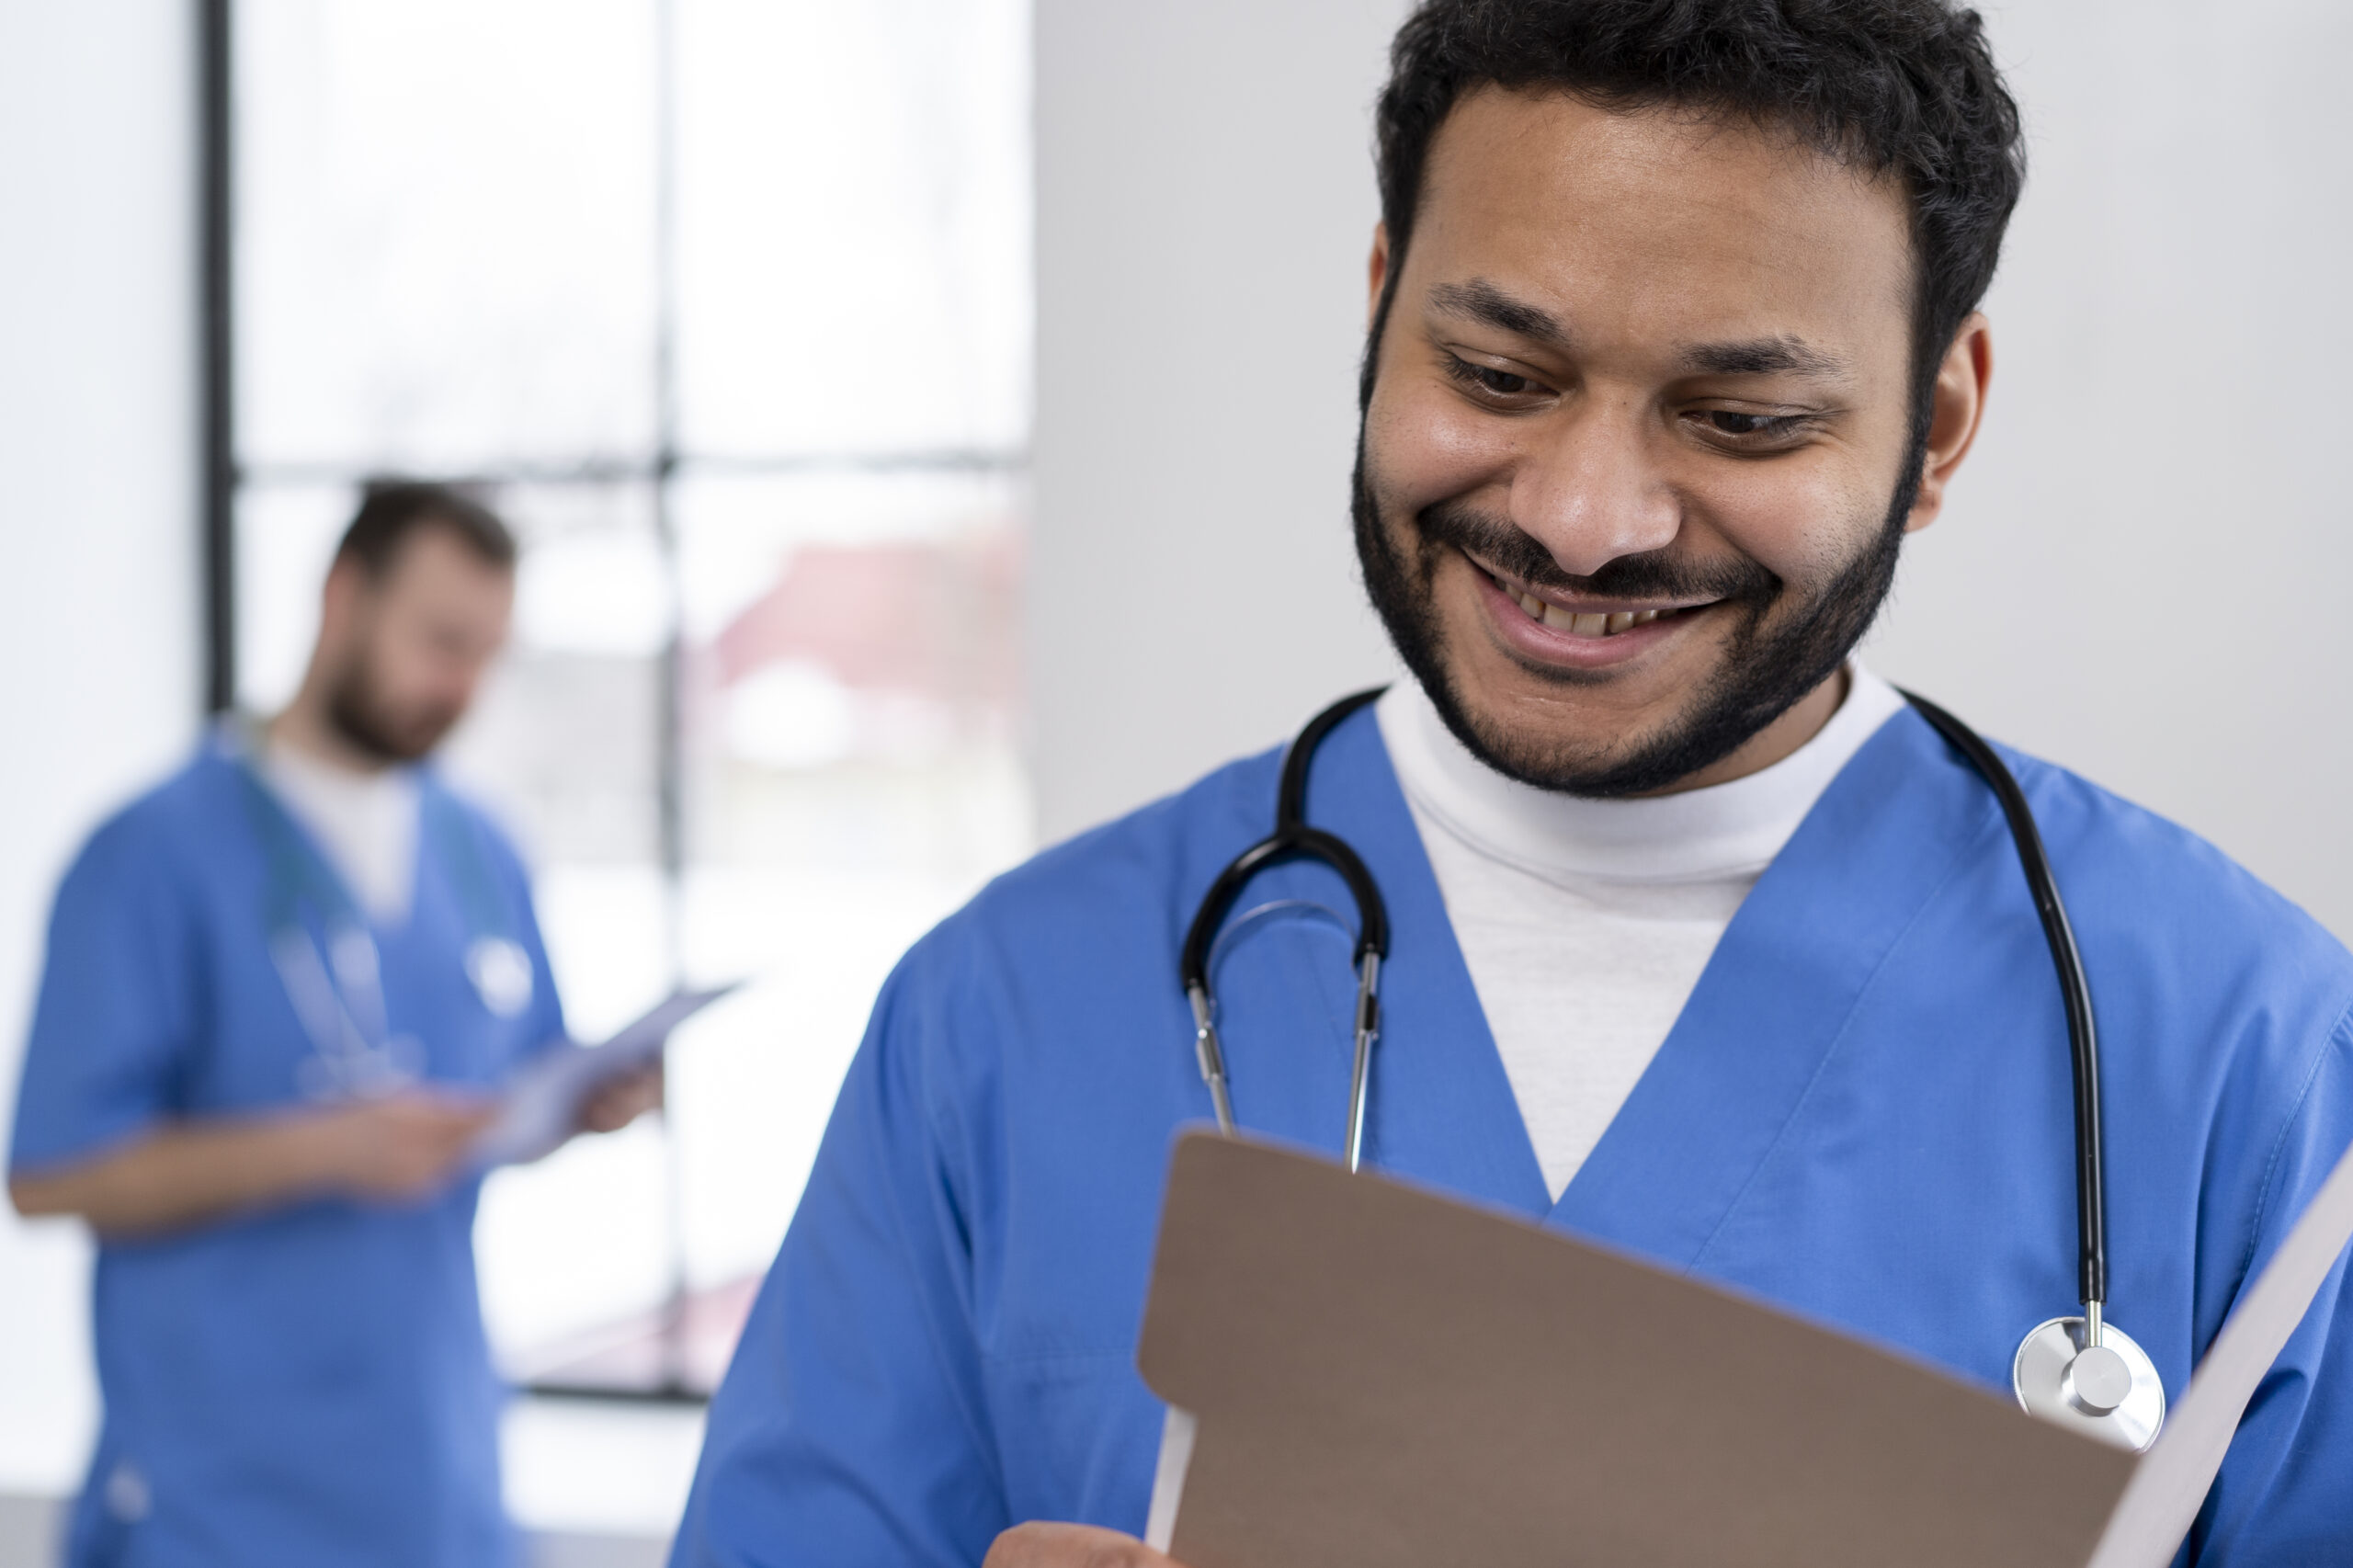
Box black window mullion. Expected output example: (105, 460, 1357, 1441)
(199, 0, 236, 716)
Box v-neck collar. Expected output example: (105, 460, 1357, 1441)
(213, 728, 430, 941)
(1550, 709, 1999, 1266)
(1204, 701, 1999, 1262)
(1294, 707, 1553, 1219)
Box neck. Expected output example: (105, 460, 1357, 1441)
(267, 691, 392, 777)
(1633, 665, 1852, 797)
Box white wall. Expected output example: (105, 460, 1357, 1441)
(0, 0, 200, 1497)
(1868, 0, 2353, 941)
(1029, 0, 1410, 843)
(1029, 0, 2353, 945)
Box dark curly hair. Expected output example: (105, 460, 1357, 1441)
(1370, 0, 2026, 432)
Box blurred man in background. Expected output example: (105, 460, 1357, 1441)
(9, 482, 657, 1568)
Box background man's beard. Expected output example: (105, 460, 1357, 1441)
(1352, 446, 1915, 798)
(325, 662, 458, 765)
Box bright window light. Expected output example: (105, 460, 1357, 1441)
(233, 0, 1032, 1385)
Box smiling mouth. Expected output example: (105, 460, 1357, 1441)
(1477, 563, 1716, 640)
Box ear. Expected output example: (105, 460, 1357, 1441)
(316, 556, 370, 647)
(1904, 313, 1993, 534)
(1367, 222, 1392, 331)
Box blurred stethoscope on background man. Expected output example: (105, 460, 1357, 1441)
(226, 726, 536, 1103)
(1178, 687, 2167, 1452)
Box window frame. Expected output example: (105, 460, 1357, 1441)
(197, 0, 1026, 1401)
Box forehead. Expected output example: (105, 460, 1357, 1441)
(375, 523, 513, 604)
(1407, 88, 1914, 361)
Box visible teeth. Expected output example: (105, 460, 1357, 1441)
(1501, 575, 1682, 637)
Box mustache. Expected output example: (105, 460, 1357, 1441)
(1415, 499, 1780, 606)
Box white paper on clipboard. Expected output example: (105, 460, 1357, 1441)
(470, 982, 741, 1167)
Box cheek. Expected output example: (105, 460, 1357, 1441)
(369, 638, 447, 703)
(1683, 453, 1884, 585)
(1365, 372, 1515, 517)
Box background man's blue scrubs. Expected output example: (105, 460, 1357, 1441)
(673, 705, 2353, 1567)
(9, 736, 565, 1568)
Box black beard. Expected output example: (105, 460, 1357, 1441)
(1352, 442, 1916, 798)
(325, 658, 456, 765)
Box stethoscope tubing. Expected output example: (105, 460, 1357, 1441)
(1180, 690, 1391, 1169)
(229, 733, 528, 1098)
(1899, 689, 2107, 1314)
(1184, 684, 2114, 1329)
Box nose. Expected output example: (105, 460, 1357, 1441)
(1506, 398, 1680, 579)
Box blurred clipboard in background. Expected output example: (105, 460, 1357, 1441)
(1137, 1131, 2353, 1568)
(471, 983, 741, 1167)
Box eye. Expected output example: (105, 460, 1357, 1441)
(1442, 353, 1547, 403)
(1690, 407, 1820, 449)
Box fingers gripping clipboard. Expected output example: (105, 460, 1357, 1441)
(1136, 1131, 2353, 1568)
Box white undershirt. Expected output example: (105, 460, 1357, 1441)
(256, 738, 422, 926)
(1377, 665, 1908, 1200)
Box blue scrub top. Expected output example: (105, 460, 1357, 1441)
(8, 734, 566, 1568)
(674, 704, 2353, 1567)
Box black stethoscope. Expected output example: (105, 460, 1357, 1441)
(1179, 686, 2166, 1451)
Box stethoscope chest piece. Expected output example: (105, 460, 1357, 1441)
(1203, 690, 2175, 1445)
(2013, 1315, 2165, 1451)
(466, 936, 536, 1019)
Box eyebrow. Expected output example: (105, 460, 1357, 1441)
(1427, 278, 1850, 384)
(1427, 279, 1570, 351)
(1677, 335, 1848, 381)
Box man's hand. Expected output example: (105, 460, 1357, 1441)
(9, 1085, 495, 1237)
(575, 1061, 663, 1136)
(983, 1523, 1183, 1568)
(314, 1088, 498, 1200)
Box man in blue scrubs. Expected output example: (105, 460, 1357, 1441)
(9, 483, 660, 1567)
(675, 3, 2353, 1563)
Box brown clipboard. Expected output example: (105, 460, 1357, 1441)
(1136, 1131, 2353, 1568)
